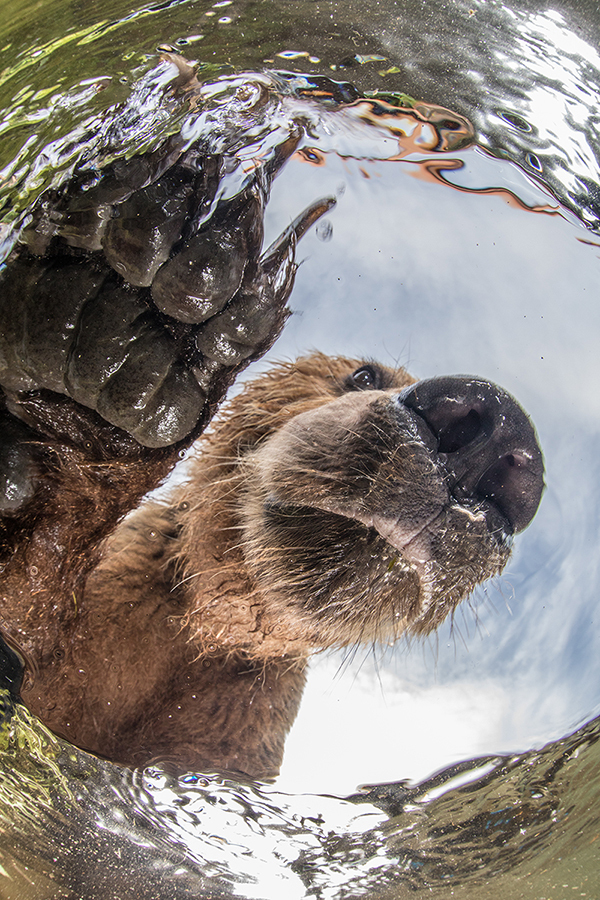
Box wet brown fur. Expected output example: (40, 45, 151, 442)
(0, 353, 508, 779)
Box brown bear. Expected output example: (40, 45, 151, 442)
(0, 63, 543, 779)
(0, 351, 544, 780)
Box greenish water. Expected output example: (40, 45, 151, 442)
(1, 0, 600, 897)
(0, 690, 599, 898)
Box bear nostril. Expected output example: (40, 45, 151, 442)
(476, 454, 516, 507)
(475, 451, 542, 534)
(437, 408, 482, 454)
(400, 375, 545, 534)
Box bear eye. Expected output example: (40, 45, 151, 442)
(348, 365, 379, 390)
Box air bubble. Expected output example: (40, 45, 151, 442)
(277, 50, 310, 60)
(526, 152, 542, 171)
(499, 110, 532, 132)
(316, 220, 333, 242)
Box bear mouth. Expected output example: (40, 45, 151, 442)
(257, 396, 515, 571)
(262, 466, 512, 576)
(254, 490, 509, 637)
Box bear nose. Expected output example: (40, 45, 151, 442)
(399, 376, 545, 533)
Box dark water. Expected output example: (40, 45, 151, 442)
(1, 0, 600, 897)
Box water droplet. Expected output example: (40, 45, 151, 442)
(316, 220, 333, 242)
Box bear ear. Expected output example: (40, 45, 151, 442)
(343, 364, 388, 392)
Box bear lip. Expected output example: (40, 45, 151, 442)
(353, 500, 500, 568)
(256, 394, 514, 559)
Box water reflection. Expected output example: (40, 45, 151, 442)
(359, 0, 600, 230)
(2, 1, 600, 228)
(1, 684, 599, 899)
(0, 0, 599, 896)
